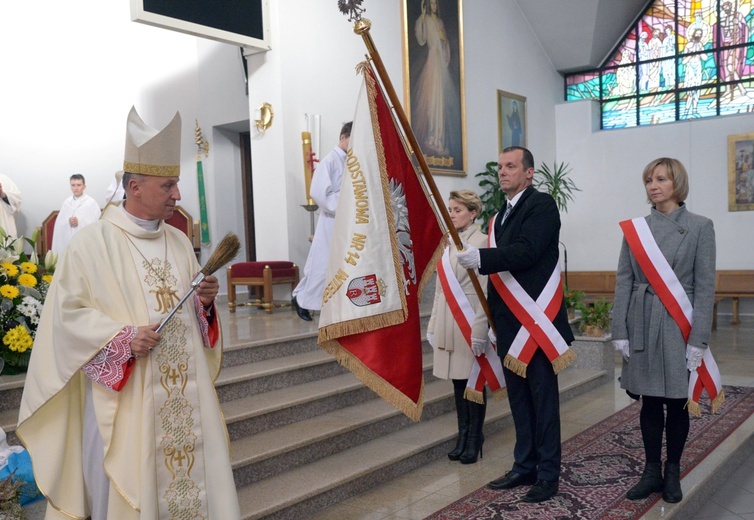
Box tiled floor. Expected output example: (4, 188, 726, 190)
(309, 317, 754, 520)
(19, 308, 754, 519)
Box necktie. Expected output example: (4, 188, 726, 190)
(501, 202, 513, 226)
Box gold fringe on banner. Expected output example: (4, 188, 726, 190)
(320, 338, 424, 422)
(687, 400, 701, 418)
(686, 388, 725, 418)
(463, 386, 508, 404)
(503, 355, 528, 377)
(551, 349, 577, 375)
(464, 388, 484, 404)
(504, 347, 576, 377)
(712, 390, 725, 414)
(491, 387, 508, 402)
(318, 309, 405, 343)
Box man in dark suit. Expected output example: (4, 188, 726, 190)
(457, 146, 574, 503)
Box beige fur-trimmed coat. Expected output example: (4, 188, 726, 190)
(428, 225, 489, 380)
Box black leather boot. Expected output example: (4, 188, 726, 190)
(448, 382, 469, 461)
(626, 462, 663, 500)
(663, 462, 683, 503)
(460, 392, 486, 464)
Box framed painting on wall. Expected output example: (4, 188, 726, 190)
(497, 90, 526, 153)
(728, 132, 754, 211)
(402, 0, 466, 177)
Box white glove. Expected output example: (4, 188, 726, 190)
(471, 337, 486, 357)
(427, 332, 435, 350)
(456, 243, 480, 269)
(487, 327, 497, 346)
(612, 339, 630, 361)
(686, 344, 705, 371)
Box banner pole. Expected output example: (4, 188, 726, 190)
(352, 18, 494, 332)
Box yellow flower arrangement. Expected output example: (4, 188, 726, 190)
(1, 262, 18, 277)
(17, 274, 37, 288)
(0, 230, 57, 374)
(0, 285, 19, 299)
(3, 325, 33, 353)
(20, 262, 37, 274)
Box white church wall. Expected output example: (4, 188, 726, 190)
(555, 100, 754, 271)
(0, 2, 250, 295)
(5, 1, 746, 309)
(245, 0, 564, 271)
(0, 1, 204, 236)
(556, 101, 754, 316)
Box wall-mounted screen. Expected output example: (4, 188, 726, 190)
(131, 0, 271, 53)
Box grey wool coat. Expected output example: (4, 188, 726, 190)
(428, 225, 488, 380)
(612, 205, 716, 399)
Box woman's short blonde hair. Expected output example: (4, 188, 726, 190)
(449, 189, 482, 218)
(642, 157, 689, 203)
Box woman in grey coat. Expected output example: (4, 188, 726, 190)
(612, 158, 716, 504)
(427, 190, 488, 464)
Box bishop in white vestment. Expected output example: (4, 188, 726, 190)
(18, 107, 240, 519)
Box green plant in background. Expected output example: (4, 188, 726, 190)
(533, 161, 581, 213)
(563, 287, 585, 311)
(475, 161, 506, 233)
(578, 298, 613, 332)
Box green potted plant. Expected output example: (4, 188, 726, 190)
(578, 298, 612, 337)
(533, 161, 581, 213)
(563, 287, 585, 320)
(474, 161, 506, 233)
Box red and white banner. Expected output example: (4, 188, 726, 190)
(620, 217, 724, 416)
(487, 215, 575, 376)
(318, 63, 444, 421)
(436, 247, 506, 403)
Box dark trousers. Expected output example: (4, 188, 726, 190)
(640, 395, 689, 464)
(504, 348, 561, 481)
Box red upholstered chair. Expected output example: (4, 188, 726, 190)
(165, 205, 201, 260)
(36, 210, 59, 256)
(227, 262, 299, 313)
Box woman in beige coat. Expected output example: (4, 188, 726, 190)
(427, 190, 488, 463)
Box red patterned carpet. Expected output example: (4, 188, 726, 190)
(425, 385, 754, 520)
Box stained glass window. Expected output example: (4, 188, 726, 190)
(565, 0, 754, 129)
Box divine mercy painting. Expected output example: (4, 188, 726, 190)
(403, 0, 467, 176)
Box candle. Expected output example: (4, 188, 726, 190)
(301, 131, 315, 204)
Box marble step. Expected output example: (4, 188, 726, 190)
(230, 377, 457, 487)
(222, 352, 438, 439)
(221, 314, 431, 368)
(237, 367, 606, 520)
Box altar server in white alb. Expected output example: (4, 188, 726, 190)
(0, 173, 21, 237)
(291, 121, 352, 321)
(18, 107, 240, 519)
(51, 174, 101, 254)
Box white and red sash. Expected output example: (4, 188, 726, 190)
(620, 217, 723, 416)
(487, 215, 576, 377)
(437, 246, 507, 403)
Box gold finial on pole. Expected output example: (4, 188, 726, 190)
(195, 120, 210, 158)
(338, 0, 366, 22)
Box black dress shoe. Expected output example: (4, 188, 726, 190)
(292, 296, 312, 321)
(487, 471, 537, 490)
(522, 480, 559, 503)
